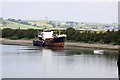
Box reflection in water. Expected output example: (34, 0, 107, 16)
(0, 45, 2, 79)
(2, 45, 119, 78)
(44, 46, 64, 51)
(117, 53, 120, 79)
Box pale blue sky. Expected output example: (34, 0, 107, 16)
(2, 2, 118, 23)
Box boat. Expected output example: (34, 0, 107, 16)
(93, 50, 104, 54)
(33, 29, 66, 47)
(33, 40, 44, 46)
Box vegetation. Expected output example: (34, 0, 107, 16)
(0, 20, 41, 30)
(2, 28, 40, 39)
(1, 27, 120, 45)
(66, 28, 120, 45)
(1, 18, 118, 31)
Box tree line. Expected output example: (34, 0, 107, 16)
(2, 28, 38, 39)
(66, 28, 120, 45)
(7, 18, 30, 25)
(1, 28, 120, 45)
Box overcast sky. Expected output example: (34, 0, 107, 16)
(1, 2, 118, 23)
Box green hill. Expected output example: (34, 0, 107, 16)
(0, 19, 117, 31)
(0, 20, 41, 30)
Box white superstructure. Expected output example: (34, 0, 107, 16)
(38, 30, 53, 40)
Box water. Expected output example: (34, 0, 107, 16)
(1, 44, 119, 78)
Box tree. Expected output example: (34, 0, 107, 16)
(18, 19, 21, 22)
(66, 27, 75, 40)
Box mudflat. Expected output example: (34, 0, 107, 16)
(0, 38, 119, 50)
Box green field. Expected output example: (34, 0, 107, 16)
(0, 20, 66, 30)
(0, 19, 117, 31)
(0, 20, 41, 30)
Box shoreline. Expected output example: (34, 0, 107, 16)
(0, 38, 119, 50)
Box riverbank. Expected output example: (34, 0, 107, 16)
(0, 38, 119, 50)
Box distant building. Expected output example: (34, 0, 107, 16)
(0, 18, 3, 20)
(66, 21, 75, 26)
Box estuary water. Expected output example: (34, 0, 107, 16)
(1, 44, 119, 78)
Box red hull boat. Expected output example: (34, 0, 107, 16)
(33, 29, 66, 47)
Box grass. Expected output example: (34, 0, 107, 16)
(0, 20, 117, 31)
(0, 21, 42, 30)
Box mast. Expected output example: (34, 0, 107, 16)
(44, 16, 48, 29)
(45, 16, 48, 22)
(58, 23, 61, 35)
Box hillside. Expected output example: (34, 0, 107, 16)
(0, 20, 41, 29)
(0, 18, 118, 31)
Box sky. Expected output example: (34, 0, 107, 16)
(1, 2, 118, 24)
(0, 0, 119, 79)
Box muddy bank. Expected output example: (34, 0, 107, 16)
(65, 42, 119, 50)
(1, 38, 32, 46)
(0, 38, 119, 50)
